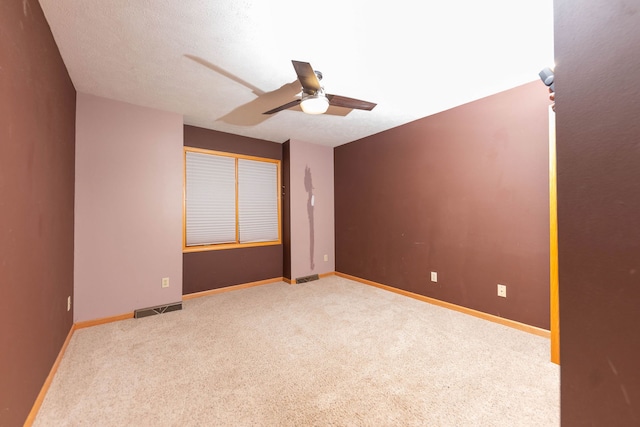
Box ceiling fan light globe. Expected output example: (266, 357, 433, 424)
(300, 94, 329, 114)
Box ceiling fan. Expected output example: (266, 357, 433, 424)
(263, 60, 377, 115)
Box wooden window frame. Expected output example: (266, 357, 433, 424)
(183, 147, 281, 253)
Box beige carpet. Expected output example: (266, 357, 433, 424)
(34, 276, 559, 426)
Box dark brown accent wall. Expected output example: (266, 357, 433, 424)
(282, 140, 292, 280)
(0, 2, 76, 426)
(183, 126, 283, 294)
(185, 125, 282, 159)
(335, 82, 551, 329)
(555, 1, 640, 424)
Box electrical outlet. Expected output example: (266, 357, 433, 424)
(430, 272, 438, 282)
(497, 284, 507, 298)
(324, 254, 328, 262)
(162, 277, 170, 288)
(67, 296, 71, 312)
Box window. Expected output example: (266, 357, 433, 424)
(183, 147, 281, 252)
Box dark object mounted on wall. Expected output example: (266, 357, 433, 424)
(539, 67, 555, 92)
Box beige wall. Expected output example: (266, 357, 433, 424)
(289, 139, 335, 279)
(74, 93, 183, 322)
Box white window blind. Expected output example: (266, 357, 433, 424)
(238, 159, 279, 243)
(184, 148, 280, 251)
(185, 151, 236, 246)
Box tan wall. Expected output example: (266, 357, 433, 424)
(289, 140, 335, 280)
(74, 93, 183, 321)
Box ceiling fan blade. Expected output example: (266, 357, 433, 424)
(263, 99, 301, 115)
(292, 60, 321, 92)
(327, 94, 377, 111)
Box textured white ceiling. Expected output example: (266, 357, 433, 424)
(38, 0, 554, 147)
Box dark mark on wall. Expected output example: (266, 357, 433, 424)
(305, 165, 315, 270)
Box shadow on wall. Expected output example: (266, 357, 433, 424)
(305, 165, 315, 270)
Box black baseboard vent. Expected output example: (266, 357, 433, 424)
(296, 274, 319, 284)
(134, 301, 182, 319)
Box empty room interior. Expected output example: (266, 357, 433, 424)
(2, 0, 639, 426)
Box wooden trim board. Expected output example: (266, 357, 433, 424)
(336, 272, 551, 339)
(549, 106, 560, 364)
(74, 312, 134, 330)
(24, 325, 75, 426)
(182, 277, 284, 300)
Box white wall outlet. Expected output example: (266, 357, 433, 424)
(430, 271, 438, 282)
(497, 284, 507, 298)
(67, 296, 71, 312)
(324, 254, 328, 262)
(161, 277, 170, 288)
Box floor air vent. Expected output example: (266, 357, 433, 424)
(134, 302, 182, 319)
(296, 274, 319, 284)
